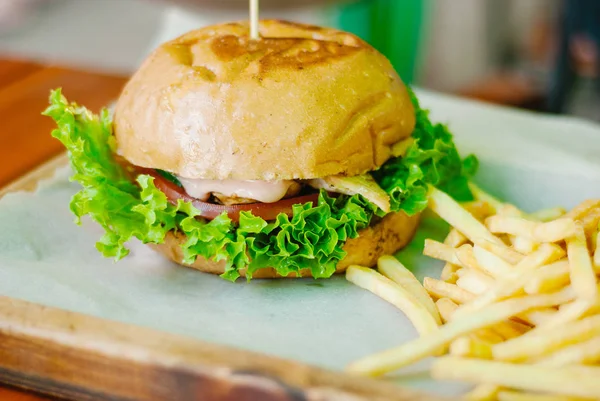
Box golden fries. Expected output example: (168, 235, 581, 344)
(593, 231, 600, 267)
(487, 216, 577, 243)
(424, 277, 475, 304)
(468, 182, 504, 212)
(477, 238, 524, 265)
(345, 189, 600, 400)
(524, 260, 570, 295)
(567, 226, 598, 301)
(537, 336, 600, 366)
(455, 244, 489, 274)
(471, 245, 513, 278)
(564, 200, 600, 221)
(528, 207, 567, 222)
(440, 262, 460, 283)
(346, 290, 573, 376)
(377, 256, 441, 325)
(432, 357, 600, 399)
(423, 239, 462, 265)
(464, 200, 496, 221)
(346, 266, 440, 336)
(449, 335, 493, 359)
(428, 186, 505, 248)
(492, 315, 600, 362)
(444, 228, 468, 248)
(456, 270, 494, 295)
(497, 390, 591, 401)
(510, 235, 538, 254)
(435, 298, 458, 323)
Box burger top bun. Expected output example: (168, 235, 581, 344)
(114, 20, 415, 181)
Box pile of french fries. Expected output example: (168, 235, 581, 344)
(346, 184, 600, 400)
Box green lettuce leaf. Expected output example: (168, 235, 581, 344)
(372, 88, 477, 214)
(44, 87, 476, 281)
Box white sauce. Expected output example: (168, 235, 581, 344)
(177, 176, 295, 203)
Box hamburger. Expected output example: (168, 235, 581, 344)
(44, 20, 477, 281)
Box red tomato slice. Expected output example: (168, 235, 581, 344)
(142, 169, 319, 222)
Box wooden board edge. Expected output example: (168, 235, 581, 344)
(0, 296, 453, 401)
(0, 157, 456, 401)
(0, 152, 68, 198)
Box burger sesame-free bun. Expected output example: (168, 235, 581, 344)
(114, 20, 415, 181)
(150, 210, 420, 278)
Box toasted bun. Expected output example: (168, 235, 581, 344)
(150, 210, 420, 278)
(114, 20, 415, 180)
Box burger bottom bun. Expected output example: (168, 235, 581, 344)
(150, 211, 421, 278)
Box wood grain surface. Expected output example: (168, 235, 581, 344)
(0, 295, 453, 401)
(0, 58, 127, 188)
(0, 57, 455, 401)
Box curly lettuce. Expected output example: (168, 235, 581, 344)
(372, 90, 478, 215)
(44, 88, 476, 281)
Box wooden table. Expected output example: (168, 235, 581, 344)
(0, 58, 127, 188)
(0, 57, 128, 400)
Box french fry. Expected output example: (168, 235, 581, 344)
(538, 295, 600, 330)
(564, 200, 600, 221)
(428, 186, 506, 248)
(423, 277, 475, 304)
(440, 263, 460, 283)
(528, 207, 568, 222)
(498, 391, 589, 401)
(377, 256, 442, 325)
(497, 390, 591, 401)
(472, 245, 514, 279)
(594, 231, 600, 268)
(435, 298, 518, 343)
(513, 243, 565, 273)
(456, 244, 568, 316)
(345, 188, 600, 398)
(510, 235, 538, 254)
(524, 260, 570, 295)
(431, 357, 600, 399)
(444, 228, 468, 248)
(477, 238, 524, 265)
(492, 314, 600, 362)
(536, 336, 600, 366)
(486, 216, 577, 243)
(566, 226, 598, 301)
(492, 320, 531, 339)
(423, 240, 462, 266)
(464, 384, 500, 401)
(516, 309, 556, 327)
(450, 335, 493, 359)
(464, 201, 496, 221)
(513, 244, 565, 270)
(345, 266, 440, 336)
(485, 215, 536, 237)
(580, 208, 600, 241)
(531, 219, 578, 243)
(497, 204, 524, 217)
(435, 298, 458, 323)
(468, 182, 504, 212)
(456, 271, 494, 295)
(455, 245, 491, 274)
(346, 290, 574, 376)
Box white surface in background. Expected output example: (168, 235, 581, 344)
(0, 0, 163, 74)
(0, 91, 599, 396)
(0, 0, 329, 74)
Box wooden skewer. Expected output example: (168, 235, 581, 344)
(250, 0, 260, 40)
